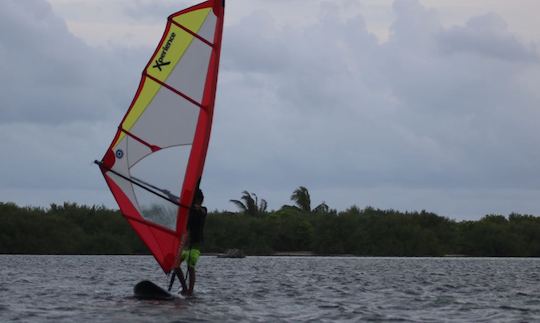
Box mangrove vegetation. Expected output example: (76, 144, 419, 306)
(1, 187, 540, 257)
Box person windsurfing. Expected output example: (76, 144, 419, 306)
(176, 188, 207, 296)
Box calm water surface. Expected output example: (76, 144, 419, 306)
(0, 255, 539, 322)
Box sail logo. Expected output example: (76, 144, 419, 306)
(152, 32, 176, 71)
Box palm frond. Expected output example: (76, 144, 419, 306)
(229, 199, 247, 213)
(259, 199, 268, 213)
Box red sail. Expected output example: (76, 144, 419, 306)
(97, 0, 224, 273)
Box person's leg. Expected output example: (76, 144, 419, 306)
(176, 267, 188, 293)
(187, 266, 196, 295)
(178, 250, 189, 293)
(186, 248, 201, 295)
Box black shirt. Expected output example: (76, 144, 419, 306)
(187, 205, 207, 246)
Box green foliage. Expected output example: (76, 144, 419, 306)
(0, 202, 147, 255)
(457, 213, 540, 256)
(1, 201, 540, 257)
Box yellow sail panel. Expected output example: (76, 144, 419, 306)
(147, 8, 211, 83)
(113, 78, 161, 148)
(172, 7, 211, 30)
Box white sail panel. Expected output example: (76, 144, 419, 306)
(129, 80, 200, 149)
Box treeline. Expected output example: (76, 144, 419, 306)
(1, 201, 540, 256)
(0, 202, 147, 254)
(205, 208, 540, 257)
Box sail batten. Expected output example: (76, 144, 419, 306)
(97, 0, 224, 273)
(169, 19, 214, 47)
(145, 73, 205, 110)
(120, 128, 161, 152)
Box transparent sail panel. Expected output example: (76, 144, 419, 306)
(129, 145, 191, 230)
(132, 187, 179, 230)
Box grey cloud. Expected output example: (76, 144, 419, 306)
(2, 0, 540, 218)
(222, 11, 292, 74)
(0, 1, 151, 200)
(205, 0, 540, 214)
(438, 13, 539, 62)
(390, 0, 441, 48)
(0, 122, 110, 190)
(122, 0, 182, 23)
(0, 0, 149, 125)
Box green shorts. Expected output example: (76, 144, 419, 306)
(181, 247, 201, 268)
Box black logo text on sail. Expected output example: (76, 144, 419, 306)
(152, 32, 176, 71)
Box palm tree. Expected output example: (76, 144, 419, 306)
(312, 202, 329, 214)
(230, 191, 268, 216)
(290, 186, 329, 214)
(291, 186, 311, 212)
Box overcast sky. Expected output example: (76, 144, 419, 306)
(1, 0, 539, 220)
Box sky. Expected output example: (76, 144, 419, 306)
(1, 0, 539, 220)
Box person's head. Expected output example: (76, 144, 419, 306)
(193, 188, 204, 205)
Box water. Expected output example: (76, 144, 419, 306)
(1, 256, 539, 322)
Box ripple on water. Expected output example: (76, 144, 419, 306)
(1, 256, 540, 322)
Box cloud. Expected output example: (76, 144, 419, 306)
(1, 1, 99, 124)
(204, 0, 540, 217)
(0, 121, 110, 188)
(0, 0, 152, 206)
(0, 0, 153, 125)
(438, 13, 539, 62)
(1, 0, 539, 219)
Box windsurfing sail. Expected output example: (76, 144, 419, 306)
(95, 0, 225, 274)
